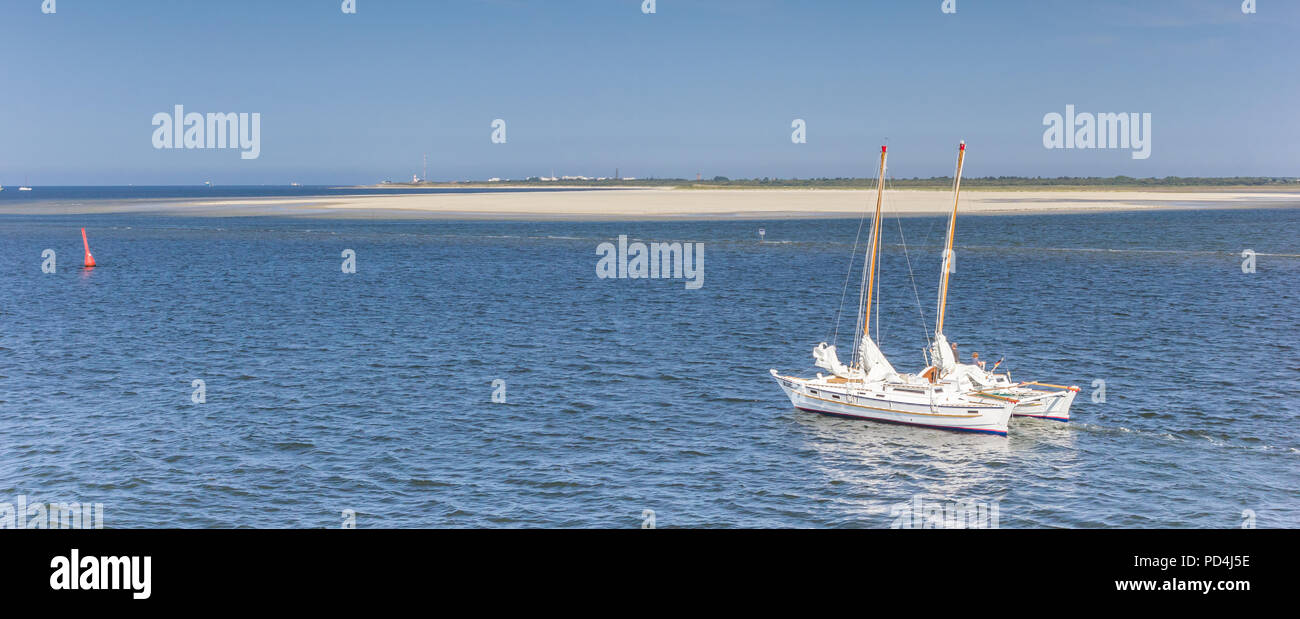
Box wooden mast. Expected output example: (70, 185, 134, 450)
(862, 145, 888, 339)
(935, 141, 965, 336)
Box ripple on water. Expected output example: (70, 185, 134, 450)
(1, 211, 1297, 527)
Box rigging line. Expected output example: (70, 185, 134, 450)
(851, 166, 882, 368)
(882, 173, 928, 349)
(876, 175, 891, 347)
(875, 222, 883, 347)
(904, 212, 941, 368)
(895, 209, 932, 350)
(920, 214, 940, 318)
(852, 220, 870, 367)
(827, 179, 872, 349)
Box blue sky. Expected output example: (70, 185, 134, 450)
(1, 0, 1296, 184)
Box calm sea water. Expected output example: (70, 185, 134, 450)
(1, 204, 1297, 528)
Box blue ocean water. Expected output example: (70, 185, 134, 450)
(1, 205, 1296, 527)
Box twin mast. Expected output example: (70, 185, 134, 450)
(857, 141, 966, 349)
(774, 139, 1078, 434)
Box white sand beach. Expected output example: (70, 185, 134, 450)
(6, 188, 1299, 219)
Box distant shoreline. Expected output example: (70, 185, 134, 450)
(353, 179, 1300, 193)
(4, 187, 1297, 220)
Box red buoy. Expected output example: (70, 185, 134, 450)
(81, 227, 96, 267)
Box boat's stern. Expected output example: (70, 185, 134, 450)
(1012, 387, 1076, 422)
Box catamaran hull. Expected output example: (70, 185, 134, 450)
(771, 372, 1012, 436)
(1011, 390, 1076, 422)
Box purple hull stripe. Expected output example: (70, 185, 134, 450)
(1012, 413, 1070, 422)
(794, 406, 1008, 437)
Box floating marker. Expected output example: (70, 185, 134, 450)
(81, 227, 96, 267)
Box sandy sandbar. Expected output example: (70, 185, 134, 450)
(4, 188, 1298, 219)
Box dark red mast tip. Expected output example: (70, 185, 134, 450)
(881, 145, 887, 153)
(959, 141, 965, 151)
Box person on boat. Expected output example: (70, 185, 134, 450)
(972, 352, 986, 371)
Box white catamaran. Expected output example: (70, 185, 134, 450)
(771, 142, 1078, 436)
(919, 142, 1079, 422)
(770, 145, 1017, 436)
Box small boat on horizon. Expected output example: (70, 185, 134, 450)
(18, 186, 32, 191)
